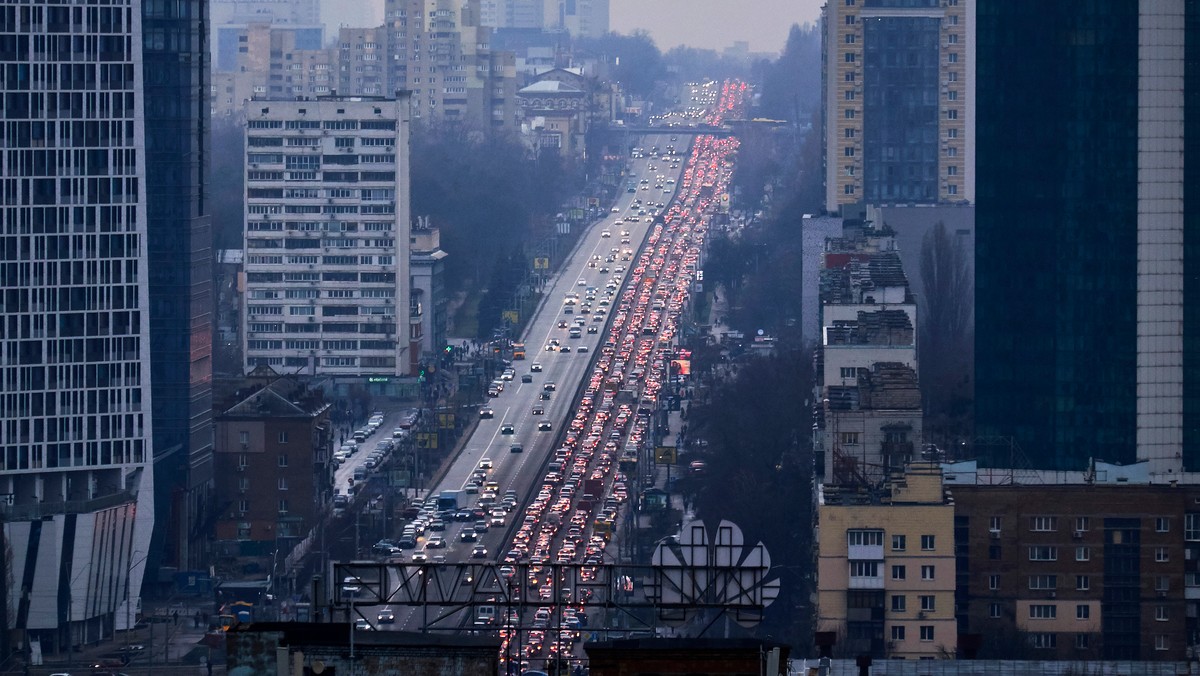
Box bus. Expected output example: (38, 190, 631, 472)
(511, 342, 526, 360)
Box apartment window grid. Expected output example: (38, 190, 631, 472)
(988, 574, 1000, 590)
(919, 626, 934, 642)
(920, 535, 935, 551)
(892, 565, 906, 580)
(1156, 517, 1171, 533)
(1075, 604, 1089, 620)
(892, 534, 906, 551)
(890, 625, 904, 641)
(989, 602, 1002, 618)
(1155, 547, 1169, 563)
(891, 594, 906, 612)
(1186, 513, 1200, 541)
(919, 595, 935, 612)
(847, 529, 883, 546)
(1075, 546, 1090, 561)
(920, 565, 935, 581)
(1029, 604, 1056, 619)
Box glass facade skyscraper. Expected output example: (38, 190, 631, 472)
(141, 0, 215, 578)
(0, 0, 157, 654)
(975, 0, 1196, 477)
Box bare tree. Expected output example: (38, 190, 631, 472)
(918, 221, 974, 444)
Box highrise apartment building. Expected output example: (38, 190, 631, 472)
(0, 0, 159, 655)
(974, 0, 1197, 474)
(211, 0, 323, 71)
(381, 0, 517, 130)
(242, 96, 416, 383)
(211, 24, 335, 119)
(822, 0, 973, 213)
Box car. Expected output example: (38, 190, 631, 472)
(479, 406, 494, 419)
(601, 230, 611, 238)
(559, 345, 571, 353)
(487, 386, 500, 397)
(411, 552, 429, 564)
(577, 346, 590, 354)
(460, 529, 478, 542)
(510, 443, 524, 453)
(577, 279, 587, 286)
(479, 457, 493, 469)
(428, 519, 446, 531)
(532, 404, 544, 415)
(587, 326, 598, 334)
(521, 374, 533, 383)
(611, 206, 620, 213)
(471, 545, 489, 559)
(558, 320, 568, 328)
(599, 266, 610, 273)
(355, 618, 372, 630)
(377, 608, 395, 624)
(426, 535, 446, 548)
(530, 362, 543, 372)
(538, 421, 553, 432)
(544, 382, 557, 391)
(501, 423, 515, 434)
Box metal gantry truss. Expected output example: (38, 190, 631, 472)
(332, 559, 781, 634)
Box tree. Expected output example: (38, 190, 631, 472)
(918, 221, 975, 443)
(574, 31, 665, 99)
(210, 116, 246, 250)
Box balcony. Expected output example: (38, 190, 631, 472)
(848, 573, 885, 590)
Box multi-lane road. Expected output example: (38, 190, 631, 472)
(343, 82, 749, 660)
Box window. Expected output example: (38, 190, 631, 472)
(238, 454, 248, 469)
(947, 165, 958, 176)
(844, 184, 856, 196)
(989, 516, 1002, 531)
(849, 561, 879, 577)
(989, 602, 1002, 618)
(845, 14, 856, 24)
(844, 147, 855, 157)
(1156, 605, 1168, 622)
(841, 432, 860, 445)
(988, 574, 999, 591)
(947, 109, 959, 120)
(948, 185, 958, 195)
(1075, 575, 1090, 591)
(892, 565, 906, 580)
(1029, 546, 1058, 561)
(277, 477, 288, 490)
(847, 530, 883, 546)
(278, 499, 289, 514)
(278, 454, 289, 468)
(278, 431, 289, 443)
(845, 90, 856, 101)
(845, 108, 856, 119)
(1075, 634, 1089, 650)
(919, 626, 934, 642)
(1156, 635, 1170, 651)
(844, 52, 856, 63)
(921, 535, 936, 551)
(989, 544, 1002, 560)
(892, 534, 907, 551)
(1031, 516, 1057, 532)
(947, 33, 958, 44)
(239, 499, 249, 513)
(1156, 517, 1171, 533)
(891, 625, 905, 641)
(839, 367, 856, 379)
(1075, 546, 1090, 561)
(1155, 576, 1170, 592)
(947, 90, 958, 101)
(921, 565, 935, 581)
(891, 595, 906, 612)
(238, 477, 249, 491)
(1029, 604, 1056, 619)
(920, 595, 935, 612)
(948, 52, 959, 63)
(1075, 516, 1090, 532)
(1030, 633, 1056, 649)
(845, 128, 856, 139)
(1075, 604, 1089, 620)
(844, 71, 856, 82)
(239, 431, 250, 445)
(1029, 575, 1057, 590)
(845, 33, 856, 44)
(1155, 547, 1169, 563)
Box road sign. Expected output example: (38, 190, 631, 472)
(417, 433, 438, 449)
(534, 257, 550, 270)
(655, 447, 677, 464)
(502, 310, 520, 324)
(438, 413, 455, 429)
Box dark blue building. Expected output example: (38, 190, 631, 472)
(975, 0, 1198, 478)
(142, 0, 215, 578)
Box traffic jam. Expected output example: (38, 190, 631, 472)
(498, 80, 748, 671)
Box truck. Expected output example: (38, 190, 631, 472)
(511, 342, 526, 360)
(437, 489, 463, 512)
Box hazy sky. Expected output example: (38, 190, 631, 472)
(610, 0, 823, 54)
(319, 0, 824, 55)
